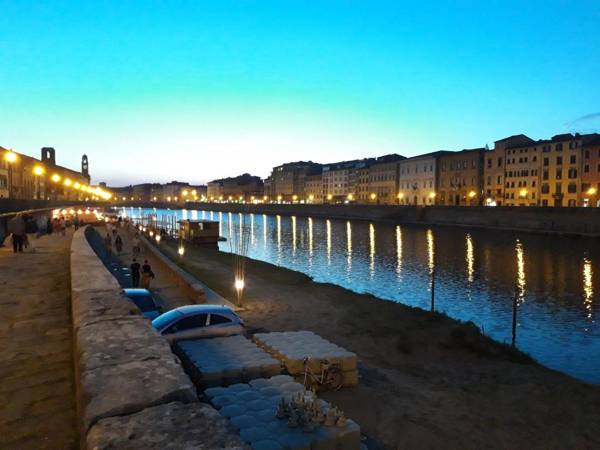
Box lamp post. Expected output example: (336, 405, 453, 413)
(33, 165, 45, 200)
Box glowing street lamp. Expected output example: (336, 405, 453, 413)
(429, 191, 436, 199)
(4, 151, 17, 163)
(155, 234, 161, 243)
(178, 246, 185, 256)
(519, 189, 528, 198)
(327, 194, 333, 201)
(32, 165, 45, 176)
(51, 174, 61, 183)
(308, 194, 314, 202)
(587, 187, 597, 196)
(370, 193, 377, 201)
(468, 190, 476, 199)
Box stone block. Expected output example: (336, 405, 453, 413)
(80, 357, 197, 431)
(72, 289, 139, 330)
(87, 401, 249, 450)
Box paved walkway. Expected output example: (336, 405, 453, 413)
(100, 224, 191, 310)
(0, 231, 77, 449)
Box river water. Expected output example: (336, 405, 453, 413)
(121, 206, 599, 383)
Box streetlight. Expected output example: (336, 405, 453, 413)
(32, 165, 45, 199)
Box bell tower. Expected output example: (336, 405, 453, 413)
(82, 154, 90, 181)
(41, 147, 56, 166)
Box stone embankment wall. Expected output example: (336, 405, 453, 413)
(180, 203, 600, 237)
(70, 226, 248, 449)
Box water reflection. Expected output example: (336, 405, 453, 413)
(369, 223, 376, 278)
(276, 215, 282, 260)
(584, 257, 593, 322)
(263, 214, 267, 248)
(250, 214, 255, 245)
(124, 207, 600, 384)
(516, 240, 526, 304)
(466, 233, 474, 283)
(326, 220, 332, 265)
(396, 225, 402, 278)
(292, 216, 297, 255)
(347, 221, 352, 273)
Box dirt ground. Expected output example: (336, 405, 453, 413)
(156, 238, 599, 450)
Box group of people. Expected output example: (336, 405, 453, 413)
(104, 224, 155, 289)
(6, 213, 73, 253)
(130, 257, 155, 289)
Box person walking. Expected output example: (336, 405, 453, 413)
(7, 213, 25, 253)
(104, 233, 113, 256)
(141, 260, 155, 289)
(130, 258, 141, 288)
(59, 216, 66, 236)
(115, 234, 123, 255)
(46, 217, 53, 235)
(73, 215, 80, 230)
(132, 233, 141, 257)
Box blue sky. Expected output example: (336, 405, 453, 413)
(1, 1, 599, 185)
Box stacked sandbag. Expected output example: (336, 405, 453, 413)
(252, 331, 359, 388)
(175, 335, 281, 388)
(205, 375, 361, 450)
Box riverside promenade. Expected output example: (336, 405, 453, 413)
(0, 231, 77, 449)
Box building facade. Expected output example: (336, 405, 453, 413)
(581, 135, 600, 207)
(368, 154, 405, 205)
(322, 159, 373, 203)
(304, 173, 323, 203)
(538, 134, 583, 207)
(1, 146, 91, 201)
(438, 148, 486, 206)
(269, 161, 322, 202)
(398, 152, 449, 205)
(504, 142, 541, 206)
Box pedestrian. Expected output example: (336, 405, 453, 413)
(130, 258, 141, 288)
(73, 215, 80, 230)
(115, 234, 123, 255)
(59, 216, 66, 236)
(104, 233, 113, 255)
(7, 213, 25, 253)
(46, 217, 53, 235)
(132, 233, 141, 257)
(141, 260, 155, 289)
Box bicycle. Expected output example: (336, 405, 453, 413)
(301, 356, 343, 391)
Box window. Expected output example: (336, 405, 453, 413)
(556, 156, 563, 165)
(556, 169, 562, 180)
(568, 168, 577, 179)
(570, 155, 576, 164)
(498, 157, 503, 167)
(209, 314, 232, 325)
(568, 184, 577, 194)
(556, 143, 563, 151)
(542, 170, 548, 180)
(543, 158, 549, 166)
(585, 150, 590, 159)
(487, 159, 492, 168)
(166, 314, 208, 333)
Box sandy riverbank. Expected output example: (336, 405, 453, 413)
(153, 238, 599, 449)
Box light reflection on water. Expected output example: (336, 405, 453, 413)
(124, 207, 600, 383)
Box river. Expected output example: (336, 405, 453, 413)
(121, 206, 599, 384)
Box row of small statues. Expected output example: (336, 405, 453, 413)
(276, 391, 347, 432)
